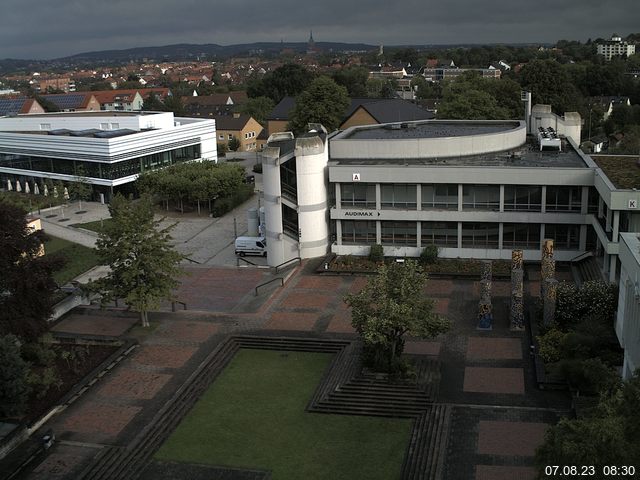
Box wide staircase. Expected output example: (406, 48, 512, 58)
(571, 254, 604, 286)
(77, 336, 450, 480)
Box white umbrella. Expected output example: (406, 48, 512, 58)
(63, 187, 70, 201)
(6, 179, 12, 191)
(53, 186, 59, 198)
(24, 182, 31, 194)
(34, 183, 40, 195)
(43, 184, 49, 197)
(15, 180, 22, 193)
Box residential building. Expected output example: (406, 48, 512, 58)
(597, 34, 636, 60)
(91, 90, 144, 111)
(37, 77, 75, 93)
(422, 67, 501, 82)
(0, 111, 216, 201)
(0, 98, 45, 116)
(183, 92, 248, 118)
(214, 114, 262, 152)
(40, 93, 101, 112)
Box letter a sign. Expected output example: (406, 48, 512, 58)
(352, 173, 361, 182)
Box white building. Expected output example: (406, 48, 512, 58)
(597, 34, 636, 60)
(615, 232, 640, 379)
(0, 111, 216, 200)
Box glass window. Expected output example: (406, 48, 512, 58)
(421, 221, 458, 247)
(587, 186, 599, 214)
(461, 223, 500, 248)
(380, 184, 417, 209)
(422, 184, 458, 210)
(546, 186, 582, 212)
(503, 223, 541, 249)
(545, 224, 580, 250)
(381, 221, 416, 246)
(462, 185, 500, 211)
(341, 183, 376, 208)
(282, 204, 298, 239)
(342, 220, 376, 244)
(504, 186, 542, 212)
(280, 158, 297, 201)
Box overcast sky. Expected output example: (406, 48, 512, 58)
(1, 0, 638, 60)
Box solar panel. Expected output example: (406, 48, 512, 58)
(0, 98, 27, 116)
(93, 129, 137, 138)
(42, 93, 86, 110)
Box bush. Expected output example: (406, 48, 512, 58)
(558, 357, 619, 394)
(211, 184, 254, 217)
(555, 280, 618, 329)
(369, 244, 384, 263)
(420, 244, 439, 265)
(26, 367, 62, 399)
(537, 328, 568, 363)
(21, 342, 57, 366)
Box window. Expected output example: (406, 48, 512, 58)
(100, 123, 109, 130)
(545, 186, 582, 212)
(504, 186, 541, 212)
(219, 135, 224, 140)
(462, 185, 499, 211)
(341, 183, 376, 208)
(461, 223, 500, 248)
(503, 223, 540, 249)
(545, 224, 580, 250)
(381, 221, 417, 246)
(381, 184, 417, 209)
(422, 184, 457, 210)
(280, 158, 297, 201)
(282, 204, 299, 239)
(110, 123, 119, 130)
(421, 222, 458, 247)
(587, 186, 599, 214)
(342, 220, 376, 244)
(228, 134, 233, 140)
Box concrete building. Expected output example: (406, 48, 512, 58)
(616, 232, 640, 379)
(0, 111, 216, 201)
(597, 34, 636, 60)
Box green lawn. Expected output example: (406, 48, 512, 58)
(70, 218, 112, 233)
(44, 235, 100, 285)
(155, 349, 412, 480)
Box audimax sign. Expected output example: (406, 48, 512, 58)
(344, 211, 381, 217)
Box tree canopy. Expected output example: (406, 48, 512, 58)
(247, 63, 315, 103)
(344, 259, 451, 372)
(517, 59, 584, 113)
(332, 66, 369, 98)
(0, 201, 61, 341)
(86, 194, 184, 327)
(238, 96, 275, 126)
(288, 76, 350, 133)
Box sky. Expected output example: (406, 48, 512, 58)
(1, 0, 638, 60)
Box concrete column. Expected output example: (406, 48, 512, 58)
(609, 256, 617, 282)
(579, 225, 587, 251)
(581, 186, 589, 215)
(416, 221, 422, 248)
(458, 184, 463, 212)
(457, 222, 463, 249)
(375, 183, 381, 211)
(336, 220, 342, 246)
(498, 223, 504, 251)
(539, 224, 545, 250)
(416, 184, 422, 211)
(335, 183, 341, 207)
(541, 185, 547, 213)
(499, 185, 505, 213)
(376, 220, 381, 244)
(598, 196, 604, 218)
(606, 205, 612, 232)
(613, 211, 620, 242)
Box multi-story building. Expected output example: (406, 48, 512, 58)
(214, 114, 263, 152)
(0, 111, 216, 201)
(597, 34, 636, 60)
(40, 93, 101, 112)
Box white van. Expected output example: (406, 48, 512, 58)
(235, 236, 267, 257)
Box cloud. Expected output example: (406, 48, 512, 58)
(0, 0, 638, 59)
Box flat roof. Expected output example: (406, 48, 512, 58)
(330, 137, 588, 168)
(342, 120, 521, 140)
(8, 111, 160, 118)
(592, 155, 640, 189)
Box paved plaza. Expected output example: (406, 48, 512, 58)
(20, 259, 570, 480)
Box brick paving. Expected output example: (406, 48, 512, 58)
(463, 367, 525, 394)
(98, 369, 172, 400)
(23, 260, 574, 480)
(477, 421, 548, 456)
(51, 314, 138, 337)
(157, 321, 220, 343)
(475, 465, 536, 480)
(28, 446, 97, 480)
(466, 337, 522, 361)
(264, 311, 319, 331)
(132, 345, 198, 369)
(61, 402, 142, 438)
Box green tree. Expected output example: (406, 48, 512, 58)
(247, 63, 314, 103)
(438, 88, 508, 120)
(238, 96, 275, 126)
(535, 373, 640, 475)
(72, 165, 92, 211)
(517, 59, 584, 113)
(0, 335, 30, 418)
(288, 76, 350, 133)
(86, 194, 184, 327)
(163, 95, 185, 116)
(228, 136, 241, 151)
(344, 260, 451, 373)
(332, 66, 369, 97)
(0, 201, 61, 341)
(142, 92, 166, 112)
